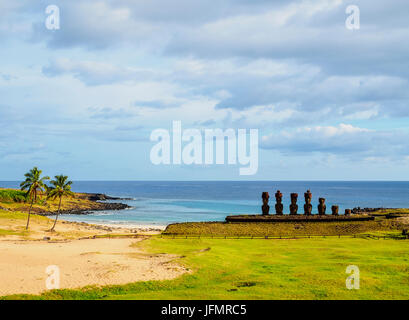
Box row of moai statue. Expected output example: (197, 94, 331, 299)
(261, 190, 352, 216)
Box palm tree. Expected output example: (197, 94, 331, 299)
(20, 167, 50, 230)
(47, 175, 74, 231)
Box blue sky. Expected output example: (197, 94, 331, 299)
(1, 0, 409, 180)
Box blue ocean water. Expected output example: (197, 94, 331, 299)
(1, 181, 408, 227)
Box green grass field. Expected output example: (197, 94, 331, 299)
(5, 234, 409, 300)
(163, 219, 405, 237)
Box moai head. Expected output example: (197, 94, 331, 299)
(275, 190, 284, 215)
(345, 209, 351, 216)
(262, 192, 269, 204)
(289, 193, 299, 215)
(331, 205, 339, 216)
(275, 190, 283, 204)
(318, 197, 326, 215)
(261, 192, 270, 215)
(304, 190, 312, 204)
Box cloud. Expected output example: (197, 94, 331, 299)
(173, 57, 409, 119)
(42, 58, 159, 85)
(164, 0, 409, 77)
(25, 0, 409, 120)
(30, 1, 163, 50)
(1, 0, 409, 179)
(16, 0, 408, 80)
(88, 107, 137, 119)
(261, 124, 409, 159)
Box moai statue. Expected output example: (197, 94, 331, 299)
(345, 209, 351, 216)
(261, 192, 270, 215)
(331, 205, 339, 216)
(289, 193, 298, 215)
(318, 198, 326, 215)
(275, 190, 283, 215)
(304, 189, 312, 215)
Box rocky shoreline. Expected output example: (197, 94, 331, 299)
(351, 207, 386, 214)
(54, 202, 131, 215)
(75, 193, 134, 201)
(40, 192, 132, 216)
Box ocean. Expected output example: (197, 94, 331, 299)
(1, 181, 408, 227)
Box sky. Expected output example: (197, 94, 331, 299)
(0, 0, 409, 180)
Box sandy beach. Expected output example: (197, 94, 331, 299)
(0, 213, 186, 297)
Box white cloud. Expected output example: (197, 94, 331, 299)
(261, 124, 409, 159)
(43, 58, 162, 85)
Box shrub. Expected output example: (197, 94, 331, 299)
(0, 189, 28, 203)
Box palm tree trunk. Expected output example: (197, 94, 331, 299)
(51, 196, 62, 231)
(26, 197, 34, 230)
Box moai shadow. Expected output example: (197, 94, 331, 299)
(261, 192, 270, 215)
(304, 190, 312, 215)
(318, 198, 326, 215)
(275, 190, 283, 215)
(331, 205, 339, 216)
(289, 193, 298, 215)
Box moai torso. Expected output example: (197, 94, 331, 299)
(289, 193, 298, 215)
(331, 205, 339, 216)
(261, 192, 270, 215)
(304, 189, 312, 215)
(275, 190, 283, 215)
(318, 198, 326, 215)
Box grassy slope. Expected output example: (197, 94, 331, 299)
(371, 208, 409, 215)
(0, 209, 122, 240)
(0, 188, 103, 214)
(163, 219, 405, 237)
(5, 234, 409, 300)
(0, 209, 47, 238)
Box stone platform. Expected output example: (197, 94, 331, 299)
(225, 214, 375, 223)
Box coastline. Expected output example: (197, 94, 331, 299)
(1, 187, 408, 299)
(0, 189, 132, 216)
(41, 192, 132, 215)
(58, 219, 168, 232)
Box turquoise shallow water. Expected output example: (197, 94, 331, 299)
(1, 181, 408, 227)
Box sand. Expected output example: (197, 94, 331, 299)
(0, 214, 186, 297)
(0, 237, 186, 296)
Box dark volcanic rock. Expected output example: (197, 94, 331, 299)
(225, 214, 375, 223)
(77, 193, 133, 201)
(351, 207, 388, 214)
(52, 202, 131, 215)
(38, 193, 132, 216)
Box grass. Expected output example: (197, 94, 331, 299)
(0, 189, 27, 203)
(0, 188, 107, 214)
(0, 210, 47, 238)
(0, 209, 48, 222)
(370, 208, 409, 216)
(4, 234, 409, 300)
(163, 219, 404, 237)
(0, 228, 24, 237)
